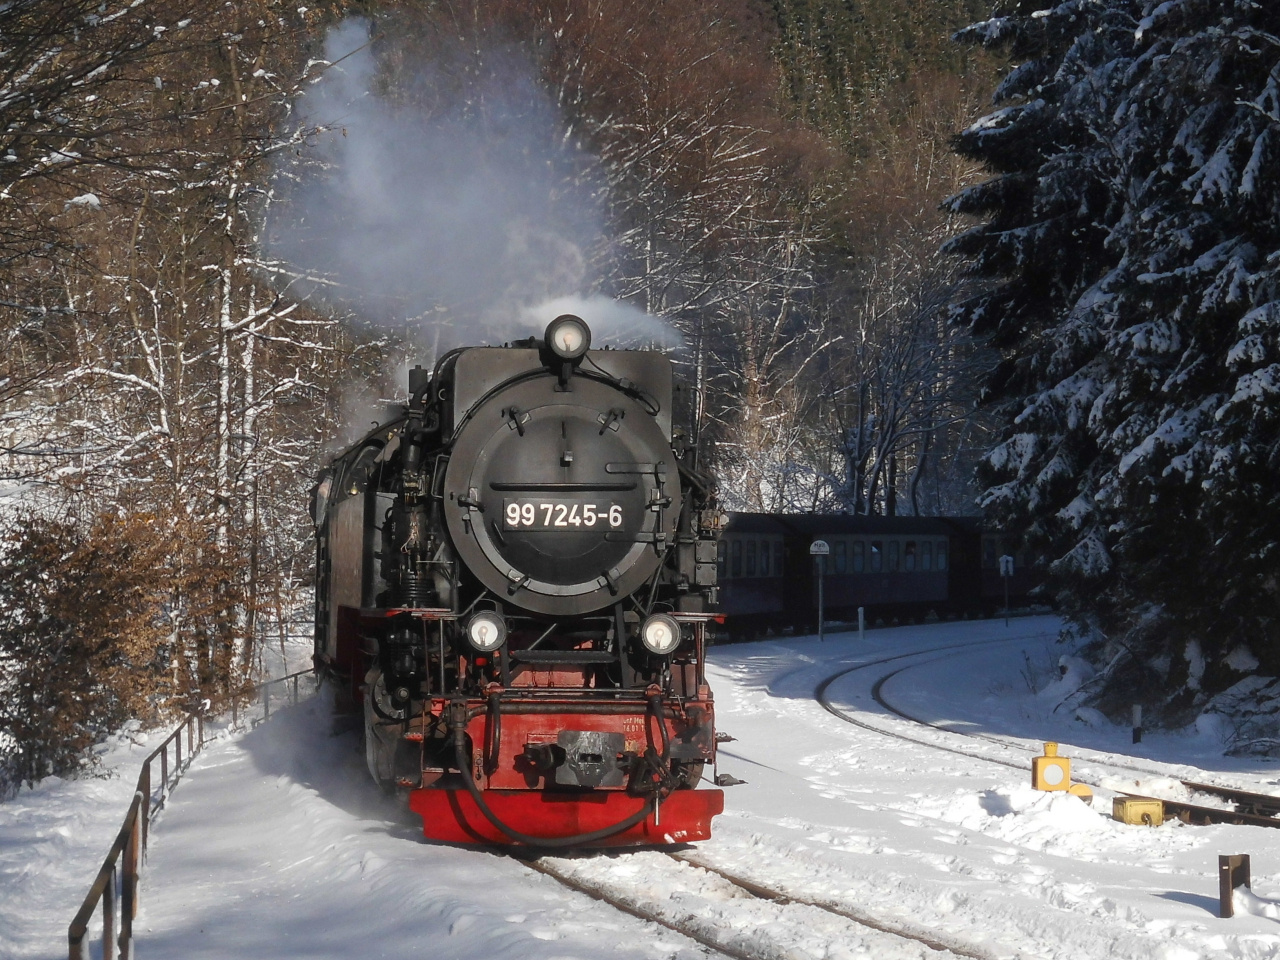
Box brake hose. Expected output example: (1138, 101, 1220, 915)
(451, 722, 657, 848)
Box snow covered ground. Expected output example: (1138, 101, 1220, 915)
(11, 615, 1280, 959)
(0, 723, 170, 960)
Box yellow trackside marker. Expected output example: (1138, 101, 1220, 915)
(1032, 742, 1071, 791)
(1113, 797, 1164, 826)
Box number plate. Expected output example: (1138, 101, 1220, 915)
(503, 498, 623, 531)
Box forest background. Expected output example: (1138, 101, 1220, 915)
(0, 0, 998, 788)
(8, 0, 1276, 789)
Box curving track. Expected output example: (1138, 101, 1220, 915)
(816, 636, 1280, 830)
(814, 635, 1044, 776)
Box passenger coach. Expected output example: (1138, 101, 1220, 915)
(718, 513, 1036, 639)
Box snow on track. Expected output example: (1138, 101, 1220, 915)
(533, 850, 975, 960)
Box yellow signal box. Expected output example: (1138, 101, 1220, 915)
(1032, 742, 1071, 792)
(1112, 797, 1164, 826)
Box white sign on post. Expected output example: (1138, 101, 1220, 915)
(810, 540, 830, 556)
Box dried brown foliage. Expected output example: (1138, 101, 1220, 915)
(0, 504, 256, 789)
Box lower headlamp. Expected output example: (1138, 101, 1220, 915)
(639, 614, 682, 656)
(465, 611, 507, 652)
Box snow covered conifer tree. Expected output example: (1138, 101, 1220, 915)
(948, 0, 1280, 719)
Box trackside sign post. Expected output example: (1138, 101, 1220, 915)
(810, 540, 830, 642)
(999, 554, 1014, 627)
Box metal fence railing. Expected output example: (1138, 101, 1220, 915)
(66, 668, 318, 960)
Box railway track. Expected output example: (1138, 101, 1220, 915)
(464, 632, 1280, 960)
(519, 848, 992, 960)
(816, 637, 1280, 831)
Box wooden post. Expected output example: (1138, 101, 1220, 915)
(103, 868, 116, 960)
(140, 767, 150, 853)
(121, 807, 137, 960)
(1220, 854, 1251, 918)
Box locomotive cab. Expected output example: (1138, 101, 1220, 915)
(313, 316, 724, 846)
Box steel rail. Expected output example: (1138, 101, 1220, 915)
(668, 853, 993, 960)
(520, 857, 754, 960)
(66, 668, 318, 960)
(520, 850, 993, 960)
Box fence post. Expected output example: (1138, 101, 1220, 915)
(121, 806, 137, 960)
(263, 683, 270, 721)
(140, 767, 151, 854)
(103, 867, 116, 960)
(159, 748, 168, 802)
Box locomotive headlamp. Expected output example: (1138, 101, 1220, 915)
(640, 613, 682, 656)
(465, 611, 507, 653)
(545, 314, 591, 360)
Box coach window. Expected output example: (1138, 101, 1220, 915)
(745, 539, 757, 577)
(921, 541, 933, 572)
(904, 541, 917, 572)
(870, 541, 883, 572)
(774, 541, 784, 577)
(983, 538, 997, 569)
(717, 540, 727, 578)
(760, 540, 771, 577)
(888, 540, 900, 571)
(834, 540, 848, 573)
(853, 540, 865, 572)
(731, 539, 743, 578)
(937, 540, 948, 571)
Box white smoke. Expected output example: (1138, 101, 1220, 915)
(267, 18, 677, 356)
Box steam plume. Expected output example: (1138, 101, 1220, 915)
(267, 19, 676, 353)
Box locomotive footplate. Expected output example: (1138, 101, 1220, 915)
(406, 693, 723, 846)
(408, 786, 725, 846)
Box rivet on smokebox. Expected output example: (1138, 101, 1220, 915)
(1113, 796, 1164, 827)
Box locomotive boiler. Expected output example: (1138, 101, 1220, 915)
(311, 315, 724, 846)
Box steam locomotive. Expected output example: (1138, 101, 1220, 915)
(311, 316, 724, 846)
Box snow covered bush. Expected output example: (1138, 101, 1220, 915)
(947, 0, 1280, 718)
(0, 506, 254, 792)
(0, 510, 172, 789)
